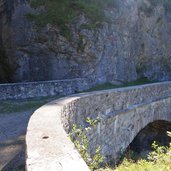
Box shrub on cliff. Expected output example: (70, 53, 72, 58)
(27, 0, 115, 39)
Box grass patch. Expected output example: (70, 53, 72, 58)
(27, 0, 115, 39)
(87, 83, 120, 92)
(123, 77, 154, 87)
(0, 96, 60, 114)
(101, 132, 171, 171)
(86, 78, 154, 92)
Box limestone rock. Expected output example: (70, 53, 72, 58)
(0, 0, 171, 83)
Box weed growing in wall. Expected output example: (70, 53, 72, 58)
(70, 117, 104, 171)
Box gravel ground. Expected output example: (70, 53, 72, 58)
(0, 110, 34, 170)
(0, 96, 60, 170)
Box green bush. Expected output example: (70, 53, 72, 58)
(102, 131, 171, 171)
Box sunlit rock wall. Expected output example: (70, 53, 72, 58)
(1, 0, 171, 83)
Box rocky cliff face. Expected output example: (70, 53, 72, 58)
(0, 0, 13, 82)
(0, 0, 171, 83)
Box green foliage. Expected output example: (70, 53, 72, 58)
(27, 0, 115, 39)
(0, 96, 60, 114)
(102, 131, 171, 171)
(70, 117, 104, 170)
(123, 77, 153, 87)
(147, 140, 171, 164)
(86, 78, 154, 92)
(86, 83, 119, 92)
(86, 117, 100, 126)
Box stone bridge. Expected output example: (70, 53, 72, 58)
(26, 82, 171, 171)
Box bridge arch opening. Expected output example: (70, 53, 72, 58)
(128, 120, 171, 157)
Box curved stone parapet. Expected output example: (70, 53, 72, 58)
(26, 82, 171, 171)
(26, 97, 90, 171)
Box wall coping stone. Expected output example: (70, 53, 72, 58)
(0, 78, 86, 86)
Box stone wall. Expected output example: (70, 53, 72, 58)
(0, 78, 93, 100)
(26, 82, 171, 171)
